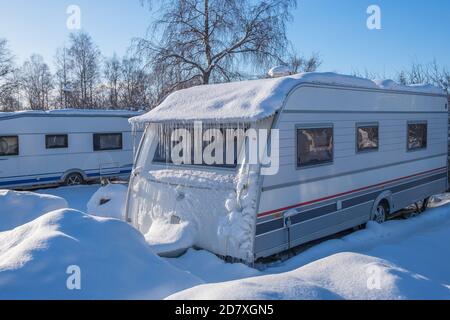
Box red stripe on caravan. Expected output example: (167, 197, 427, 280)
(257, 166, 447, 218)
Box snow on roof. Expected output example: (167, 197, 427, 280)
(374, 79, 445, 95)
(0, 109, 143, 120)
(131, 72, 446, 124)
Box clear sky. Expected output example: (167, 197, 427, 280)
(0, 0, 449, 76)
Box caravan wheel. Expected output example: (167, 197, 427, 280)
(65, 173, 84, 186)
(373, 202, 387, 224)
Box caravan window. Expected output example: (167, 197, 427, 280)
(93, 133, 123, 151)
(0, 136, 19, 156)
(46, 135, 68, 149)
(297, 126, 333, 168)
(153, 125, 245, 168)
(407, 122, 427, 151)
(357, 123, 379, 152)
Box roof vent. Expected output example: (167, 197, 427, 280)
(268, 65, 293, 78)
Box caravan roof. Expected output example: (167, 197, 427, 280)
(0, 109, 143, 121)
(131, 72, 446, 124)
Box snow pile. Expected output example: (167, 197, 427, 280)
(87, 184, 128, 220)
(169, 204, 450, 300)
(0, 190, 67, 232)
(218, 163, 262, 262)
(142, 168, 236, 190)
(0, 209, 200, 299)
(168, 251, 450, 300)
(131, 72, 445, 124)
(129, 168, 235, 257)
(168, 249, 260, 283)
(38, 185, 100, 212)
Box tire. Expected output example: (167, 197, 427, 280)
(372, 201, 388, 224)
(64, 173, 84, 186)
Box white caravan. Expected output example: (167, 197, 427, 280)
(126, 72, 448, 263)
(0, 110, 143, 189)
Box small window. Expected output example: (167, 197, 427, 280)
(0, 136, 19, 156)
(357, 124, 379, 152)
(407, 122, 427, 151)
(93, 133, 123, 151)
(297, 126, 333, 168)
(46, 135, 68, 149)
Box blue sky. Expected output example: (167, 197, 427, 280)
(0, 0, 449, 76)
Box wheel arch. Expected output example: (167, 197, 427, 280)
(371, 191, 394, 220)
(61, 169, 88, 183)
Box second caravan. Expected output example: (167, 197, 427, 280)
(126, 72, 448, 263)
(0, 110, 143, 189)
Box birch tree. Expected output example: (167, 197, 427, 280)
(137, 0, 297, 103)
(67, 32, 102, 108)
(20, 54, 53, 110)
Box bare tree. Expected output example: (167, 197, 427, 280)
(137, 0, 297, 104)
(67, 32, 102, 108)
(396, 61, 449, 95)
(0, 38, 17, 111)
(20, 54, 53, 110)
(54, 46, 73, 109)
(104, 54, 121, 109)
(0, 69, 21, 112)
(0, 39, 13, 79)
(286, 52, 322, 73)
(121, 56, 151, 109)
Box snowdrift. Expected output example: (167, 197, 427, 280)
(168, 252, 450, 300)
(0, 190, 68, 232)
(0, 209, 200, 300)
(87, 184, 128, 220)
(169, 205, 450, 300)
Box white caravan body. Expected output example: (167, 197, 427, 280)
(0, 110, 143, 189)
(126, 73, 448, 263)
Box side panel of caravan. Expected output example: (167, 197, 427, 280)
(255, 85, 448, 259)
(0, 113, 141, 189)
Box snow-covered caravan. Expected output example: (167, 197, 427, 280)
(0, 110, 143, 189)
(126, 72, 448, 263)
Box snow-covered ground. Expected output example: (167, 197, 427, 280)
(1, 185, 450, 300)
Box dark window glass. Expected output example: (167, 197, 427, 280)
(93, 133, 123, 151)
(46, 135, 68, 149)
(0, 136, 19, 156)
(408, 123, 427, 151)
(153, 126, 246, 168)
(357, 125, 379, 152)
(297, 127, 333, 167)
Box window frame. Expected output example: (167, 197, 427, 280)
(0, 135, 19, 157)
(406, 121, 428, 152)
(93, 133, 123, 152)
(356, 122, 380, 154)
(151, 126, 246, 169)
(45, 134, 69, 150)
(295, 123, 334, 170)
